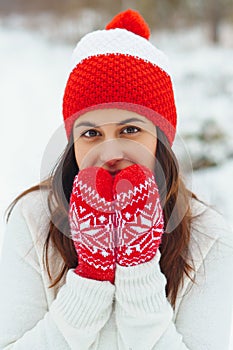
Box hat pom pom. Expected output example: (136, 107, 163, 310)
(105, 9, 150, 40)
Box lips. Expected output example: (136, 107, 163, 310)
(109, 170, 121, 177)
(104, 163, 135, 177)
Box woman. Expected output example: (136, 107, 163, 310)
(1, 9, 233, 350)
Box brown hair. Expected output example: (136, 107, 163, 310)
(5, 128, 198, 308)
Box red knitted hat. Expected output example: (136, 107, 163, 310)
(63, 9, 177, 145)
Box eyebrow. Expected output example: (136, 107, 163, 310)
(75, 118, 146, 129)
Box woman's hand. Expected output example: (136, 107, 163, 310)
(69, 167, 116, 283)
(113, 164, 164, 267)
(69, 164, 164, 282)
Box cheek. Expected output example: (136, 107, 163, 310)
(138, 136, 157, 170)
(73, 140, 87, 169)
(122, 136, 157, 170)
(144, 136, 157, 154)
(74, 140, 99, 170)
(148, 137, 157, 166)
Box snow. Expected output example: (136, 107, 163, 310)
(1, 19, 233, 248)
(0, 18, 233, 345)
(153, 25, 233, 229)
(0, 25, 70, 249)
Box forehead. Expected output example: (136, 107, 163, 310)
(73, 108, 155, 128)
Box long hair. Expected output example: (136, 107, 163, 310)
(5, 127, 198, 308)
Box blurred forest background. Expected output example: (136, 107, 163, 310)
(1, 0, 233, 242)
(0, 0, 233, 44)
(1, 1, 233, 345)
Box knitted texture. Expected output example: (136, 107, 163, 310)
(105, 8, 150, 39)
(69, 167, 116, 283)
(70, 28, 170, 73)
(69, 164, 164, 280)
(62, 9, 177, 145)
(113, 164, 164, 266)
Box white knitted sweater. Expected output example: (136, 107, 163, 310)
(0, 189, 233, 349)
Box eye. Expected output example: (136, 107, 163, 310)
(81, 129, 101, 138)
(121, 126, 141, 134)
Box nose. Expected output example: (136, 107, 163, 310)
(99, 140, 124, 167)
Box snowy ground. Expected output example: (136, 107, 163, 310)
(0, 17, 233, 344)
(154, 24, 233, 229)
(1, 20, 233, 229)
(0, 24, 71, 244)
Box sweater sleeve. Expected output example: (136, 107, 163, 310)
(114, 232, 233, 350)
(0, 196, 115, 350)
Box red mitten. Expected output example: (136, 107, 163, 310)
(113, 164, 164, 267)
(69, 167, 116, 283)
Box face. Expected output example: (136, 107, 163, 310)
(73, 109, 157, 175)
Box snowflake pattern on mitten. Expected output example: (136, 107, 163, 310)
(113, 164, 164, 267)
(69, 167, 116, 283)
